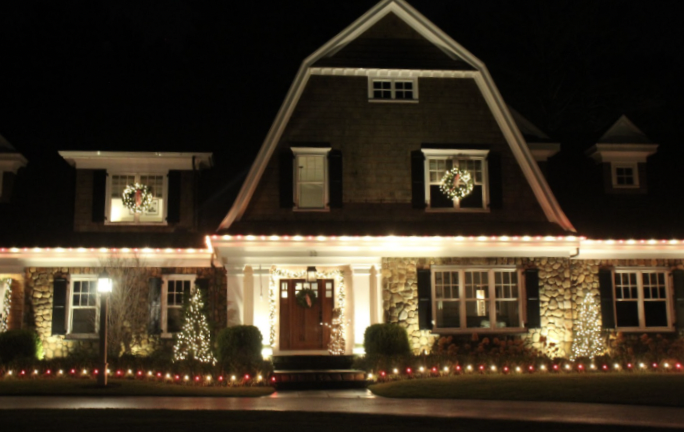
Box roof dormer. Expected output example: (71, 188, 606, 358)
(58, 151, 212, 232)
(586, 116, 657, 193)
(0, 133, 28, 203)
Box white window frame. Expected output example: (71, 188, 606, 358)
(613, 268, 673, 332)
(161, 274, 196, 338)
(105, 171, 169, 225)
(611, 162, 639, 188)
(291, 147, 331, 212)
(422, 149, 490, 212)
(368, 77, 418, 103)
(67, 275, 100, 338)
(431, 266, 524, 333)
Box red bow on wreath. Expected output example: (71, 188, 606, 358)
(135, 189, 143, 207)
(449, 173, 461, 193)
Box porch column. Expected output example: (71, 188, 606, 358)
(225, 266, 246, 326)
(351, 264, 375, 354)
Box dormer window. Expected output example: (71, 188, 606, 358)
(612, 163, 638, 188)
(108, 173, 167, 224)
(422, 149, 489, 211)
(292, 147, 330, 210)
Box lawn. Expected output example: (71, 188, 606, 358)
(0, 378, 274, 397)
(369, 373, 684, 407)
(0, 410, 673, 432)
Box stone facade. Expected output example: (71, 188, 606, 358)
(24, 266, 227, 359)
(382, 257, 684, 357)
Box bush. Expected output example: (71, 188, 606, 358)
(216, 325, 263, 374)
(364, 324, 411, 356)
(0, 329, 43, 363)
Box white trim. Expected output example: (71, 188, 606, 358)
(217, 0, 575, 233)
(0, 154, 28, 173)
(58, 151, 212, 171)
(67, 274, 99, 338)
(528, 143, 560, 162)
(311, 68, 477, 78)
(587, 144, 658, 163)
(611, 162, 639, 188)
(161, 274, 196, 338)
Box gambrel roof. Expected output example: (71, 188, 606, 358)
(218, 0, 575, 233)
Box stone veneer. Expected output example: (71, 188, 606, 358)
(25, 266, 227, 359)
(382, 257, 684, 357)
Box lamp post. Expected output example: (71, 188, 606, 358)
(97, 271, 112, 387)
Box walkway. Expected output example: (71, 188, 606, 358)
(1, 390, 684, 429)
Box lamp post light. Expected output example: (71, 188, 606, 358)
(97, 271, 112, 387)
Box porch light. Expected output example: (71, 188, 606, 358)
(306, 266, 317, 282)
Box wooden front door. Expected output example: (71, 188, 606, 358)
(279, 279, 334, 350)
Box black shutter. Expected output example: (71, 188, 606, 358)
(148, 277, 162, 335)
(487, 152, 503, 209)
(417, 268, 432, 330)
(0, 172, 15, 202)
(673, 270, 684, 330)
(328, 150, 343, 208)
(51, 278, 68, 336)
(92, 170, 107, 222)
(525, 269, 541, 329)
(279, 150, 294, 208)
(598, 268, 616, 329)
(166, 170, 181, 223)
(411, 150, 426, 208)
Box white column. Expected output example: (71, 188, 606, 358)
(226, 266, 245, 326)
(252, 266, 271, 348)
(351, 264, 375, 354)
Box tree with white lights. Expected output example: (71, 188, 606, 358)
(173, 287, 215, 364)
(570, 292, 604, 360)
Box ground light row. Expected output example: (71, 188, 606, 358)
(368, 361, 684, 380)
(2, 368, 274, 385)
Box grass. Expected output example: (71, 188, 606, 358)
(0, 410, 674, 432)
(369, 373, 684, 407)
(0, 378, 274, 397)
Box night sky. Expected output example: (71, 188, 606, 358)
(1, 0, 683, 234)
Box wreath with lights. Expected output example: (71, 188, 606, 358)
(295, 288, 318, 309)
(121, 183, 154, 213)
(439, 168, 474, 200)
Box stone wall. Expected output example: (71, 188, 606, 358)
(382, 257, 684, 357)
(25, 266, 227, 359)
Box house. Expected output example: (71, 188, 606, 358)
(1, 0, 683, 361)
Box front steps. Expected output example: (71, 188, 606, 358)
(272, 355, 368, 390)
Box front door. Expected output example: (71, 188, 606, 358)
(279, 279, 334, 350)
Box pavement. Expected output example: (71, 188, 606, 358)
(1, 390, 684, 429)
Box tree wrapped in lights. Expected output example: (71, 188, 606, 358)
(0, 279, 11, 333)
(324, 308, 347, 355)
(173, 287, 216, 364)
(570, 292, 605, 360)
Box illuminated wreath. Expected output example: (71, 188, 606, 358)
(439, 168, 474, 200)
(121, 183, 154, 213)
(295, 288, 318, 309)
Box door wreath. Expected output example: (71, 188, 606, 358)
(295, 288, 318, 308)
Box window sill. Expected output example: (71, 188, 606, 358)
(104, 221, 169, 226)
(65, 334, 99, 340)
(432, 327, 528, 335)
(614, 327, 674, 333)
(368, 99, 418, 104)
(292, 207, 330, 213)
(425, 207, 490, 213)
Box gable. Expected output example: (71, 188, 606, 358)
(218, 0, 575, 233)
(313, 13, 473, 70)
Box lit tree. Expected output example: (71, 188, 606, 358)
(570, 291, 605, 360)
(173, 287, 216, 364)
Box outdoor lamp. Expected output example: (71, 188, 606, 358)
(98, 271, 112, 293)
(306, 266, 317, 283)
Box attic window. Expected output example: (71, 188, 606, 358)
(369, 78, 417, 102)
(107, 173, 167, 224)
(612, 163, 638, 188)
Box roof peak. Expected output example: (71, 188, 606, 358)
(598, 115, 653, 144)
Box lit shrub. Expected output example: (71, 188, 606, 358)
(364, 324, 411, 356)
